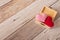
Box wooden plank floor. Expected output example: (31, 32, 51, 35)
(4, 19, 45, 40)
(0, 0, 59, 40)
(33, 0, 60, 40)
(33, 17, 60, 40)
(0, 0, 35, 23)
(0, 0, 11, 6)
(4, 0, 60, 39)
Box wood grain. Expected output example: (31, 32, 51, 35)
(51, 0, 60, 20)
(0, 0, 11, 6)
(0, 0, 35, 23)
(4, 19, 45, 40)
(33, 0, 60, 40)
(0, 0, 58, 40)
(33, 18, 60, 40)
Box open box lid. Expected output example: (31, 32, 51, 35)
(40, 6, 57, 20)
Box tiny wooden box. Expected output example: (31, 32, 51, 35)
(36, 6, 57, 28)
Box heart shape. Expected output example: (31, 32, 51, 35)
(44, 16, 54, 27)
(36, 14, 47, 22)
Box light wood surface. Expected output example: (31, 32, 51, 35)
(0, 0, 35, 23)
(0, 0, 11, 6)
(4, 19, 45, 40)
(33, 0, 60, 40)
(33, 17, 60, 40)
(0, 0, 59, 40)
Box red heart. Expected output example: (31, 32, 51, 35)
(44, 16, 54, 28)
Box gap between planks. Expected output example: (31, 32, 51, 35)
(33, 0, 60, 40)
(0, 0, 35, 23)
(0, 0, 58, 40)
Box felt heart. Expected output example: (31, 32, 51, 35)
(44, 16, 54, 27)
(36, 14, 47, 22)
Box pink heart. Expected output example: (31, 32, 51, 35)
(36, 13, 47, 22)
